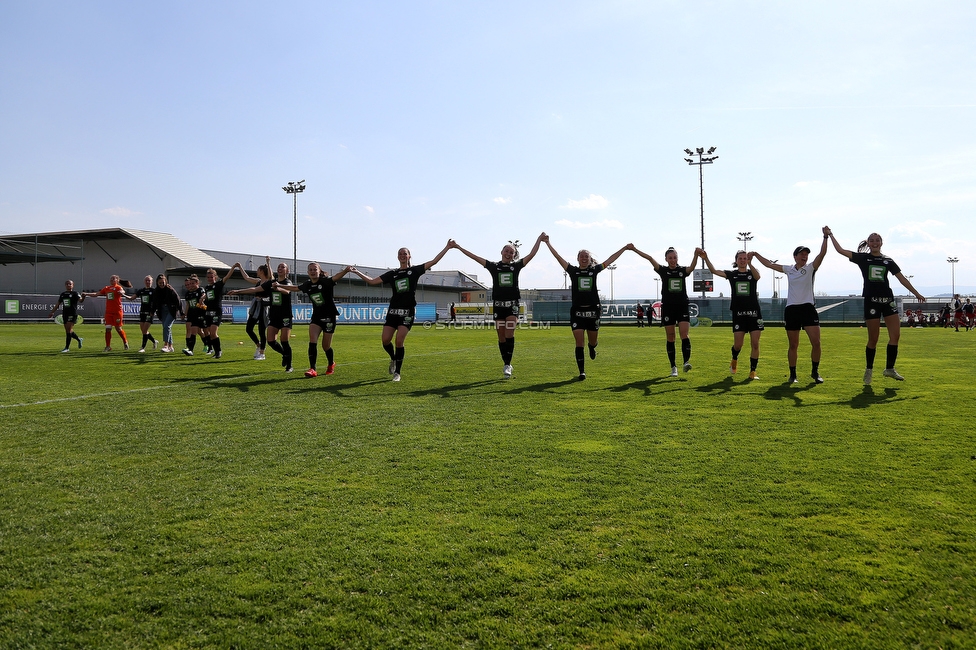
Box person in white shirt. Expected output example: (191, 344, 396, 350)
(752, 228, 829, 384)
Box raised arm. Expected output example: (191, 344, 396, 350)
(895, 272, 926, 302)
(823, 226, 852, 260)
(630, 246, 660, 270)
(748, 253, 762, 281)
(602, 243, 634, 268)
(272, 282, 302, 293)
(700, 249, 728, 279)
(348, 267, 385, 287)
(751, 251, 784, 273)
(221, 263, 240, 283)
(543, 235, 570, 271)
(520, 233, 546, 266)
(331, 266, 353, 282)
(449, 239, 486, 267)
(811, 230, 830, 270)
(228, 285, 265, 296)
(683, 248, 703, 275)
(237, 267, 262, 286)
(423, 240, 453, 271)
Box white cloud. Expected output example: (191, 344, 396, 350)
(364, 206, 374, 213)
(793, 181, 823, 188)
(100, 206, 140, 217)
(493, 197, 511, 205)
(555, 218, 624, 229)
(890, 220, 945, 242)
(561, 194, 609, 210)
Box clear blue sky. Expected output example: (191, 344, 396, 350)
(2, 1, 974, 298)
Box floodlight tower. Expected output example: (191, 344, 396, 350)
(948, 257, 959, 297)
(684, 147, 719, 297)
(607, 264, 617, 303)
(282, 180, 306, 284)
(737, 231, 753, 251)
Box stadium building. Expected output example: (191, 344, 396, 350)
(0, 228, 487, 321)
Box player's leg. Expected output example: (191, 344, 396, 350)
(573, 327, 586, 378)
(730, 330, 745, 373)
(393, 325, 409, 375)
(678, 320, 692, 371)
(306, 323, 322, 373)
(665, 324, 678, 373)
(805, 325, 823, 382)
(786, 329, 800, 382)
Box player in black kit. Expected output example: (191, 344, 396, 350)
(702, 249, 763, 379)
(237, 263, 272, 360)
(825, 227, 926, 384)
(230, 258, 297, 370)
(448, 233, 545, 378)
(128, 275, 158, 353)
(274, 262, 353, 377)
(543, 235, 633, 380)
(201, 265, 238, 359)
(182, 274, 207, 356)
(48, 279, 85, 352)
(632, 246, 703, 377)
(349, 241, 452, 382)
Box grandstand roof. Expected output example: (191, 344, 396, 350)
(0, 228, 227, 268)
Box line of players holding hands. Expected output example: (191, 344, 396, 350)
(49, 226, 926, 385)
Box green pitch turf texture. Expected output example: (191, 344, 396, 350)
(1, 322, 974, 648)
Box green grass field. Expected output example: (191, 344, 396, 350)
(1, 321, 974, 648)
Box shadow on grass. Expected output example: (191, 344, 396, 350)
(126, 355, 257, 367)
(849, 385, 918, 409)
(762, 379, 821, 406)
(190, 370, 301, 392)
(403, 379, 509, 398)
(287, 377, 398, 396)
(605, 375, 687, 397)
(694, 375, 737, 396)
(502, 377, 589, 395)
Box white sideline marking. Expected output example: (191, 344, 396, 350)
(0, 347, 490, 409)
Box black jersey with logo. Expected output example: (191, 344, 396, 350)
(263, 278, 293, 317)
(57, 291, 83, 316)
(185, 287, 206, 317)
(299, 277, 338, 318)
(851, 253, 900, 299)
(204, 280, 224, 313)
(656, 266, 690, 307)
(380, 265, 426, 310)
(485, 260, 525, 302)
(566, 264, 604, 309)
(134, 287, 155, 314)
(725, 269, 760, 315)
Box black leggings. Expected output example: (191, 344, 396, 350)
(246, 300, 268, 348)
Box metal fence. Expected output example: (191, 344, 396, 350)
(531, 297, 929, 325)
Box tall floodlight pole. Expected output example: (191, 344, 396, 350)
(282, 180, 306, 284)
(737, 231, 753, 251)
(948, 257, 959, 297)
(607, 264, 617, 303)
(684, 147, 718, 298)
